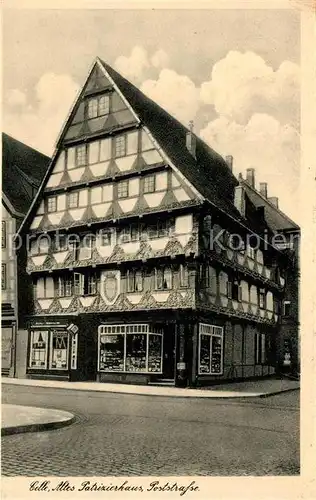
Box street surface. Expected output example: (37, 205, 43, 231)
(2, 385, 299, 476)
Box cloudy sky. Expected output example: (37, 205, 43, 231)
(3, 8, 300, 221)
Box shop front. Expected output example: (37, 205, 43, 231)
(1, 303, 16, 377)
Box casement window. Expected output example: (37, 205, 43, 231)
(227, 280, 242, 301)
(30, 236, 50, 256)
(255, 333, 266, 364)
(179, 264, 189, 288)
(68, 191, 79, 209)
(148, 220, 168, 239)
(74, 273, 97, 296)
(98, 324, 163, 373)
(2, 221, 6, 249)
(98, 229, 112, 246)
(198, 323, 224, 375)
(126, 270, 143, 293)
(119, 224, 139, 244)
(78, 235, 95, 260)
(47, 196, 57, 213)
(50, 331, 69, 370)
(283, 300, 291, 316)
(29, 330, 48, 368)
(117, 180, 129, 199)
(87, 94, 110, 119)
(54, 234, 68, 252)
(247, 245, 256, 260)
(57, 276, 73, 297)
(36, 277, 54, 299)
(2, 264, 6, 290)
(114, 135, 126, 158)
(143, 174, 156, 194)
(76, 145, 87, 166)
(259, 288, 266, 309)
(155, 267, 172, 290)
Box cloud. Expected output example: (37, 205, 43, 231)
(114, 46, 150, 82)
(3, 73, 79, 155)
(200, 113, 300, 221)
(141, 68, 200, 124)
(200, 51, 300, 127)
(7, 89, 27, 107)
(150, 49, 169, 69)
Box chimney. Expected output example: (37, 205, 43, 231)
(186, 121, 196, 159)
(225, 155, 233, 171)
(234, 185, 246, 217)
(259, 182, 268, 198)
(246, 168, 255, 188)
(269, 197, 279, 208)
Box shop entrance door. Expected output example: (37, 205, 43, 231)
(162, 327, 175, 380)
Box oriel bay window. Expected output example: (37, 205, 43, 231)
(98, 324, 163, 373)
(198, 323, 224, 375)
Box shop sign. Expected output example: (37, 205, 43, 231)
(67, 323, 79, 335)
(177, 362, 186, 370)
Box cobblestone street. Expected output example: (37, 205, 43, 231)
(2, 385, 299, 476)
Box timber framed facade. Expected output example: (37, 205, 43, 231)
(19, 57, 300, 387)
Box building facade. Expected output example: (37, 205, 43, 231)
(2, 133, 50, 376)
(19, 58, 300, 386)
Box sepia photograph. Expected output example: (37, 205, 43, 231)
(1, 1, 314, 498)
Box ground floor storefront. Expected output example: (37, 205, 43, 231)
(24, 310, 279, 387)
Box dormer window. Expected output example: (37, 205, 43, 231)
(87, 94, 110, 119)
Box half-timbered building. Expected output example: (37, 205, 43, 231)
(19, 58, 300, 386)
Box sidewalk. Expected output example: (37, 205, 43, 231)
(1, 404, 75, 436)
(2, 376, 299, 399)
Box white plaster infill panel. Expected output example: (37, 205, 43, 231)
(53, 251, 69, 264)
(48, 212, 64, 226)
(32, 255, 47, 266)
(115, 155, 137, 172)
(220, 296, 228, 307)
(232, 300, 239, 311)
(46, 173, 63, 188)
(142, 150, 163, 165)
(171, 173, 181, 188)
(53, 151, 65, 173)
(237, 253, 245, 265)
(30, 216, 43, 229)
(174, 188, 190, 203)
(79, 296, 96, 308)
(126, 293, 142, 305)
(90, 161, 110, 178)
(92, 202, 111, 219)
(118, 198, 137, 213)
(259, 309, 265, 318)
(121, 241, 140, 254)
(68, 167, 85, 182)
(150, 237, 168, 252)
(96, 244, 113, 258)
(251, 304, 257, 314)
(177, 234, 191, 248)
(38, 299, 53, 310)
(69, 208, 85, 221)
(144, 192, 165, 208)
(59, 298, 73, 309)
(267, 311, 273, 320)
(152, 292, 170, 303)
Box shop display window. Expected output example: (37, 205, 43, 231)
(29, 330, 48, 369)
(98, 324, 163, 373)
(198, 323, 223, 375)
(50, 331, 69, 370)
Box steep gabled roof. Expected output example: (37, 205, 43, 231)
(241, 180, 299, 232)
(2, 133, 50, 215)
(100, 59, 243, 224)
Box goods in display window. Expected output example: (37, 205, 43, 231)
(198, 323, 224, 375)
(29, 331, 48, 368)
(50, 331, 69, 369)
(98, 324, 163, 373)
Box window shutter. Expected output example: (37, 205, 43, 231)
(227, 281, 232, 299)
(74, 273, 84, 295)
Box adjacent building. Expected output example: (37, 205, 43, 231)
(2, 133, 50, 376)
(18, 58, 300, 386)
